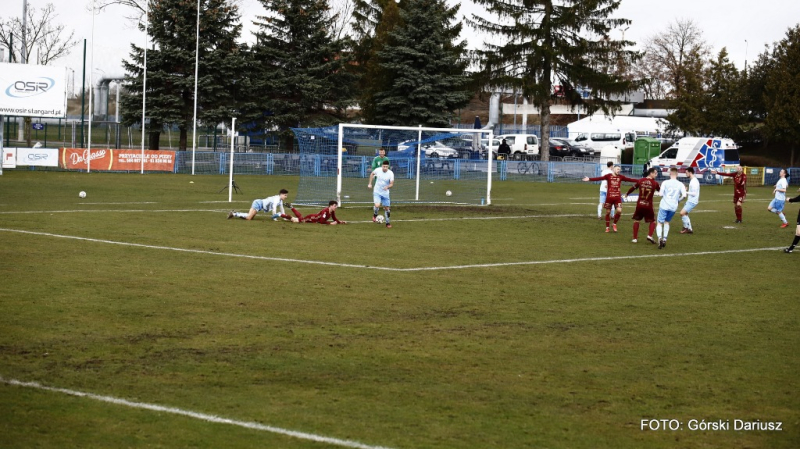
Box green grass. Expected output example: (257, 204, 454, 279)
(0, 171, 798, 448)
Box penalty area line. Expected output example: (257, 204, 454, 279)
(0, 377, 394, 449)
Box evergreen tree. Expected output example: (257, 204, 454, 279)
(764, 25, 800, 155)
(469, 0, 640, 161)
(122, 0, 247, 150)
(368, 0, 471, 127)
(250, 0, 356, 148)
(703, 48, 745, 138)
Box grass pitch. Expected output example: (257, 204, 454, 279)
(0, 171, 798, 448)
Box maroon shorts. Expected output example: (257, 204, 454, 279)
(733, 194, 746, 204)
(632, 205, 655, 223)
(604, 197, 622, 209)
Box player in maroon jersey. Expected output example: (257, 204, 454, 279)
(711, 166, 747, 223)
(288, 201, 347, 225)
(624, 168, 660, 244)
(582, 165, 638, 233)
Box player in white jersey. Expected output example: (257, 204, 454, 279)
(368, 160, 395, 228)
(228, 189, 294, 221)
(597, 161, 616, 219)
(680, 167, 700, 234)
(767, 169, 789, 228)
(656, 168, 687, 249)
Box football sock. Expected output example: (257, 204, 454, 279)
(682, 215, 691, 230)
(373, 206, 379, 217)
(613, 213, 621, 224)
(598, 203, 603, 217)
(791, 235, 800, 249)
(648, 222, 657, 236)
(233, 212, 246, 219)
(663, 222, 670, 239)
(385, 210, 390, 224)
(610, 207, 616, 218)
(735, 205, 742, 221)
(656, 223, 663, 239)
(633, 222, 640, 239)
(779, 212, 786, 223)
(605, 212, 610, 227)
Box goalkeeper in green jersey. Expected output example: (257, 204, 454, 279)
(371, 147, 390, 171)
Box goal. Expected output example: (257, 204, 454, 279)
(291, 124, 494, 207)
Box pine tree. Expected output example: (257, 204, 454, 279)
(366, 0, 471, 127)
(704, 48, 745, 138)
(469, 0, 640, 161)
(121, 0, 246, 150)
(250, 0, 356, 148)
(764, 26, 800, 153)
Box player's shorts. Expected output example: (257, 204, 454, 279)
(632, 205, 655, 223)
(657, 208, 677, 223)
(599, 191, 608, 203)
(733, 193, 746, 204)
(682, 201, 698, 213)
(251, 199, 266, 211)
(603, 196, 622, 209)
(373, 191, 391, 207)
(768, 199, 785, 212)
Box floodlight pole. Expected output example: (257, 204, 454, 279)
(228, 117, 236, 203)
(140, 0, 149, 174)
(87, 0, 95, 173)
(486, 130, 493, 205)
(191, 0, 200, 175)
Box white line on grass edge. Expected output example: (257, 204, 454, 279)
(0, 228, 784, 272)
(0, 377, 394, 449)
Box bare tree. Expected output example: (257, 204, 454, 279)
(639, 18, 710, 99)
(0, 3, 78, 65)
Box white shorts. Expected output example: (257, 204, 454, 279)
(682, 201, 698, 213)
(373, 191, 391, 207)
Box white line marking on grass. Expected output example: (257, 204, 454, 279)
(0, 209, 222, 214)
(79, 202, 158, 205)
(0, 377, 394, 449)
(0, 228, 784, 272)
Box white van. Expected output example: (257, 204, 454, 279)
(647, 137, 740, 182)
(573, 130, 636, 153)
(496, 134, 540, 158)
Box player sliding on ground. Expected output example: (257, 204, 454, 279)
(287, 201, 347, 225)
(582, 166, 638, 233)
(228, 189, 292, 221)
(624, 168, 660, 244)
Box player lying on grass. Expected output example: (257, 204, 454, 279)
(582, 165, 638, 233)
(624, 168, 659, 244)
(228, 189, 292, 221)
(784, 188, 800, 253)
(288, 201, 347, 225)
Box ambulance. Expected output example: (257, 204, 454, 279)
(646, 137, 740, 182)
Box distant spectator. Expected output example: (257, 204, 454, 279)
(497, 139, 511, 159)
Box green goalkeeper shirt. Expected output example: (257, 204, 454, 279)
(371, 156, 390, 171)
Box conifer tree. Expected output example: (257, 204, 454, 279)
(250, 0, 356, 148)
(369, 0, 471, 127)
(764, 26, 800, 151)
(703, 48, 745, 138)
(469, 0, 640, 161)
(122, 0, 247, 150)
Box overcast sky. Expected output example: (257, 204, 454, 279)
(8, 0, 800, 89)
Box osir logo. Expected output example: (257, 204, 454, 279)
(5, 77, 55, 98)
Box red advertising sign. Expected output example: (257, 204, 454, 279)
(60, 149, 175, 172)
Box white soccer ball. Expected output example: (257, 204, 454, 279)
(375, 215, 385, 224)
(79, 191, 87, 198)
(445, 190, 452, 197)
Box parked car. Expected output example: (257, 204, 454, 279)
(549, 137, 596, 157)
(396, 140, 459, 158)
(496, 134, 540, 158)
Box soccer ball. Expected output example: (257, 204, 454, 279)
(375, 215, 385, 224)
(79, 191, 87, 198)
(445, 190, 452, 197)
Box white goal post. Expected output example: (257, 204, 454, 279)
(335, 123, 494, 206)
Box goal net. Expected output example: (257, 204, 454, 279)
(291, 124, 494, 207)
